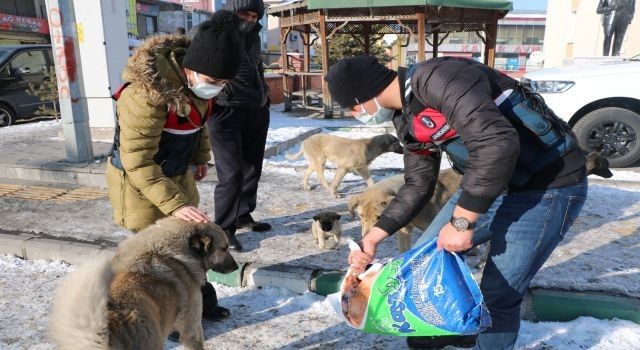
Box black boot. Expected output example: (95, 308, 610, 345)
(237, 214, 271, 232)
(406, 335, 478, 349)
(201, 282, 231, 322)
(224, 229, 242, 251)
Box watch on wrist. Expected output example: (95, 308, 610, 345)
(450, 216, 476, 232)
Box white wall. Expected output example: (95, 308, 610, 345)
(73, 0, 129, 128)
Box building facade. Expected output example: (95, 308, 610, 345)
(544, 0, 639, 67)
(404, 10, 546, 72)
(0, 0, 50, 45)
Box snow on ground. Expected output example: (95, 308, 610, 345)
(0, 255, 72, 350)
(1, 254, 638, 350)
(531, 181, 640, 297)
(0, 120, 61, 145)
(589, 169, 640, 182)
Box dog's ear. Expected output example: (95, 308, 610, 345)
(189, 233, 212, 257)
(333, 213, 342, 221)
(586, 152, 613, 178)
(347, 196, 359, 218)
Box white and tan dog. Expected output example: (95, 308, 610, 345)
(311, 211, 342, 249)
(49, 217, 238, 350)
(348, 169, 462, 252)
(286, 133, 403, 198)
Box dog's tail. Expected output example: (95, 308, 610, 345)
(285, 147, 304, 161)
(49, 256, 113, 350)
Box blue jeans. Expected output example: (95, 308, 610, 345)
(415, 179, 588, 350)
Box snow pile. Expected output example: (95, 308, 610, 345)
(266, 127, 316, 148)
(0, 120, 61, 145)
(0, 255, 72, 350)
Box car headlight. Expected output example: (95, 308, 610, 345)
(522, 79, 575, 93)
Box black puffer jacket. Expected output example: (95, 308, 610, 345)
(214, 23, 269, 108)
(375, 57, 586, 235)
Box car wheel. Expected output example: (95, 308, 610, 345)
(573, 107, 640, 168)
(0, 103, 16, 127)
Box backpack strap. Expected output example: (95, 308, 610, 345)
(112, 82, 131, 101)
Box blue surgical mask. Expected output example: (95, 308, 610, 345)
(354, 97, 395, 125)
(189, 72, 224, 100)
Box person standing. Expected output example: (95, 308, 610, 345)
(208, 0, 271, 251)
(597, 0, 635, 56)
(326, 56, 587, 350)
(106, 11, 242, 322)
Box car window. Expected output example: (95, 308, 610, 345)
(9, 50, 47, 76)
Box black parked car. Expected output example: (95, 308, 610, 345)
(0, 45, 55, 127)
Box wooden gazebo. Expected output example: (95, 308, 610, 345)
(268, 0, 512, 116)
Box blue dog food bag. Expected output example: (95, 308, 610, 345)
(328, 238, 491, 336)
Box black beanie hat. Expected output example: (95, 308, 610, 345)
(182, 10, 241, 80)
(325, 55, 397, 108)
(222, 0, 265, 18)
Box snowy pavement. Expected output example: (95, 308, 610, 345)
(1, 254, 639, 350)
(1, 106, 640, 297)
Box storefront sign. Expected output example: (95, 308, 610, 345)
(136, 2, 160, 17)
(0, 13, 50, 34)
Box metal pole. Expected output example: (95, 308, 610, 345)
(45, 0, 94, 163)
(182, 0, 187, 30)
(319, 10, 332, 118)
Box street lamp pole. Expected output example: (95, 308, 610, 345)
(45, 0, 94, 163)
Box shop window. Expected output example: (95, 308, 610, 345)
(146, 16, 157, 34)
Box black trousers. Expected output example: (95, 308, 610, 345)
(602, 11, 632, 56)
(207, 105, 270, 234)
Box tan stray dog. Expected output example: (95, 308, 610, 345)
(311, 211, 342, 249)
(49, 217, 238, 350)
(286, 133, 403, 198)
(348, 169, 462, 252)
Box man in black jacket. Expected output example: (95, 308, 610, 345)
(326, 56, 588, 350)
(208, 0, 271, 251)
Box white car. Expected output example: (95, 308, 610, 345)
(522, 55, 640, 167)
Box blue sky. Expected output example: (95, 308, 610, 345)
(512, 0, 547, 11)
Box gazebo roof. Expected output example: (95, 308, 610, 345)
(306, 0, 512, 11)
(268, 0, 512, 35)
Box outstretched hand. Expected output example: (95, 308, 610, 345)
(347, 226, 388, 274)
(173, 205, 210, 223)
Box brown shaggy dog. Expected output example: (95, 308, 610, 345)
(49, 217, 238, 350)
(348, 169, 462, 252)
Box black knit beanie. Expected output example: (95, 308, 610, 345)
(325, 55, 398, 108)
(182, 10, 241, 80)
(222, 0, 265, 18)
